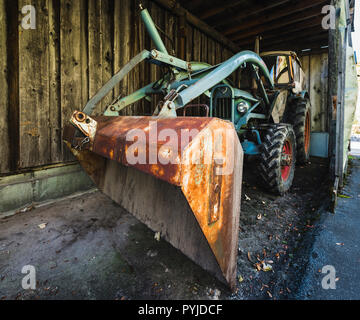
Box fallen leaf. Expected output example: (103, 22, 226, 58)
(247, 252, 253, 263)
(262, 248, 267, 257)
(38, 223, 47, 229)
(338, 194, 351, 199)
(260, 284, 269, 291)
(19, 205, 35, 213)
(154, 232, 161, 241)
(238, 275, 244, 283)
(262, 263, 273, 272)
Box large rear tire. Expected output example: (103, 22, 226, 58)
(285, 98, 311, 164)
(259, 125, 296, 195)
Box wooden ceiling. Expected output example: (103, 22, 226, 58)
(178, 0, 330, 54)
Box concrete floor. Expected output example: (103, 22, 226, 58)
(0, 157, 331, 300)
(0, 190, 226, 300)
(294, 141, 360, 299)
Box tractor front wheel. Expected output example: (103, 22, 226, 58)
(259, 125, 297, 195)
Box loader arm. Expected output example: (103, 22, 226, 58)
(62, 5, 258, 291)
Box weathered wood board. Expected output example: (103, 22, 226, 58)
(300, 53, 329, 132)
(0, 0, 10, 173)
(0, 0, 329, 175)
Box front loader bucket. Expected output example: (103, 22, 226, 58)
(64, 112, 243, 290)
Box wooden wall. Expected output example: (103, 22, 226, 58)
(300, 53, 329, 132)
(0, 0, 234, 175)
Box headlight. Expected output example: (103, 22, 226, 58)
(237, 101, 249, 115)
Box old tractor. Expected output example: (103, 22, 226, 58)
(63, 6, 311, 290)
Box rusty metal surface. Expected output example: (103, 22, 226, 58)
(64, 114, 243, 289)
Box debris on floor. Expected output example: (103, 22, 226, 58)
(0, 158, 329, 300)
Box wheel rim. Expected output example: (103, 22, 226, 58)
(304, 111, 311, 154)
(281, 140, 293, 182)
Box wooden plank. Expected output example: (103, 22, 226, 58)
(114, 0, 131, 115)
(193, 28, 201, 62)
(19, 0, 50, 168)
(113, 0, 121, 100)
(186, 24, 193, 62)
(48, 0, 62, 163)
(80, 0, 88, 108)
(320, 52, 329, 132)
(128, 0, 137, 116)
(207, 38, 215, 66)
(60, 0, 82, 160)
(5, 1, 19, 172)
(300, 55, 311, 92)
(149, 2, 161, 115)
(164, 8, 176, 56)
(201, 32, 208, 64)
(215, 41, 222, 65)
(88, 0, 102, 114)
(100, 0, 113, 114)
(0, 0, 10, 173)
(137, 0, 147, 115)
(309, 54, 323, 132)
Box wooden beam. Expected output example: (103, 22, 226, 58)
(261, 34, 329, 52)
(236, 16, 324, 47)
(298, 47, 329, 56)
(181, 0, 207, 13)
(210, 0, 292, 28)
(199, 0, 291, 21)
(262, 29, 329, 48)
(230, 4, 326, 42)
(224, 0, 328, 36)
(199, 0, 245, 20)
(152, 0, 240, 52)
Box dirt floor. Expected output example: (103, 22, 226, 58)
(0, 157, 330, 300)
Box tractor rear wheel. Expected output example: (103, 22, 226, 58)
(259, 125, 296, 195)
(285, 98, 311, 164)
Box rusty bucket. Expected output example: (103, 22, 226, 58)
(64, 111, 243, 290)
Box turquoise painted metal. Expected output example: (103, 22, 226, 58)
(140, 6, 168, 54)
(64, 4, 305, 291)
